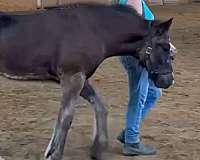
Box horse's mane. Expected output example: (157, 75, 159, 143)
(44, 3, 140, 17)
(0, 3, 142, 29)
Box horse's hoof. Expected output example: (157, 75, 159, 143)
(45, 152, 62, 160)
(46, 156, 58, 160)
(90, 154, 102, 160)
(90, 147, 103, 160)
(45, 143, 55, 159)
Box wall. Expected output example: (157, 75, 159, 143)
(0, 0, 193, 11)
(0, 0, 36, 11)
(39, 0, 111, 8)
(0, 0, 111, 11)
(147, 0, 192, 5)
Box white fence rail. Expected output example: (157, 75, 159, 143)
(36, 0, 193, 8)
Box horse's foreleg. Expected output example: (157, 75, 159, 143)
(80, 80, 108, 160)
(45, 72, 85, 160)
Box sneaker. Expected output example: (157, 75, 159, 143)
(123, 143, 156, 156)
(117, 129, 125, 144)
(117, 130, 156, 156)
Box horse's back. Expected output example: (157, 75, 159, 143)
(0, 7, 106, 81)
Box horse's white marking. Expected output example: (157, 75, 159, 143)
(170, 42, 177, 55)
(1, 73, 29, 80)
(172, 80, 175, 85)
(93, 115, 97, 141)
(172, 71, 175, 85)
(170, 42, 176, 86)
(44, 127, 56, 158)
(172, 71, 174, 78)
(0, 72, 59, 81)
(0, 156, 5, 160)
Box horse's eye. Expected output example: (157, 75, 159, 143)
(162, 44, 170, 52)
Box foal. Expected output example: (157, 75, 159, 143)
(0, 3, 174, 160)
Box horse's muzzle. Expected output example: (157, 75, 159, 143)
(153, 72, 174, 89)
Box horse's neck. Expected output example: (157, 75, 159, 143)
(101, 13, 149, 59)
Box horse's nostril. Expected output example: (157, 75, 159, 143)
(154, 73, 174, 89)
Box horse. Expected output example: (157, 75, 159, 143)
(0, 3, 175, 160)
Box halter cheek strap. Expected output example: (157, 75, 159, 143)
(135, 39, 153, 68)
(144, 45, 154, 74)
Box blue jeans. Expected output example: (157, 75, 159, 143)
(119, 0, 159, 144)
(120, 56, 161, 144)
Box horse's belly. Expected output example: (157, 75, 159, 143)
(0, 62, 56, 81)
(0, 71, 49, 80)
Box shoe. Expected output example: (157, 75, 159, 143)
(117, 130, 156, 156)
(123, 143, 156, 156)
(117, 129, 125, 144)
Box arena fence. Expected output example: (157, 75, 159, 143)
(36, 0, 193, 8)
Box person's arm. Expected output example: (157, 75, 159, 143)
(126, 0, 143, 15)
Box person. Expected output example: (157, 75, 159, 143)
(115, 0, 162, 156)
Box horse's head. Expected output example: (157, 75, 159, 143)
(138, 18, 177, 89)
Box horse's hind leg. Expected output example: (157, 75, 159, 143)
(80, 80, 108, 160)
(45, 72, 85, 160)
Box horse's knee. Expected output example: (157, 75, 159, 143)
(102, 107, 108, 116)
(61, 109, 73, 125)
(94, 103, 108, 117)
(80, 81, 96, 101)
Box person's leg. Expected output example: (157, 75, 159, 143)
(119, 56, 156, 155)
(120, 56, 148, 144)
(117, 0, 157, 156)
(117, 72, 161, 141)
(124, 64, 149, 144)
(141, 79, 162, 120)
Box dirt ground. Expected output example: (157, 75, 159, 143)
(0, 3, 200, 160)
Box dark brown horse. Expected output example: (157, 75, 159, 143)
(0, 3, 175, 160)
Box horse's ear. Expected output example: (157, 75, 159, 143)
(154, 18, 173, 35)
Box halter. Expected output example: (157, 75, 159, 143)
(141, 41, 173, 76)
(137, 21, 175, 76)
(143, 43, 155, 75)
(145, 46, 153, 55)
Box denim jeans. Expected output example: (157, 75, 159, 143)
(120, 56, 161, 143)
(118, 0, 159, 144)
